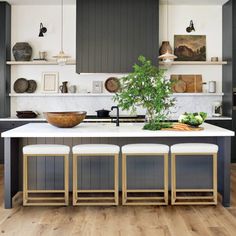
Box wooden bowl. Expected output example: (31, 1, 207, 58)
(44, 111, 87, 128)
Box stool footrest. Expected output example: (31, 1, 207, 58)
(176, 196, 214, 200)
(127, 189, 165, 193)
(27, 190, 66, 193)
(27, 197, 66, 201)
(77, 190, 115, 193)
(175, 189, 214, 192)
(77, 197, 115, 200)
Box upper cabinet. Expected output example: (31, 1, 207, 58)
(76, 0, 159, 73)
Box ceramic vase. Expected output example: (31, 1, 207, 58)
(159, 41, 173, 55)
(12, 42, 32, 61)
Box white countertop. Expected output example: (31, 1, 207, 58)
(1, 123, 234, 138)
(0, 116, 232, 122)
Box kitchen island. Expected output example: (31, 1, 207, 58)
(1, 122, 234, 208)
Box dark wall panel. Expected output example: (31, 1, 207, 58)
(76, 0, 159, 73)
(222, 0, 233, 117)
(0, 2, 11, 118)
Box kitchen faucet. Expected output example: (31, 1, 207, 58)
(111, 106, 120, 127)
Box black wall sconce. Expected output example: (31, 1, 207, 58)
(186, 20, 195, 33)
(39, 23, 47, 37)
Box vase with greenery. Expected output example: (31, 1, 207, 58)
(114, 56, 175, 130)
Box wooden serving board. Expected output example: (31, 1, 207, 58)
(171, 74, 203, 93)
(162, 127, 204, 131)
(162, 123, 204, 131)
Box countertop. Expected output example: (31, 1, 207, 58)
(1, 123, 234, 138)
(0, 116, 232, 122)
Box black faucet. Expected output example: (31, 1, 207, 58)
(111, 106, 120, 127)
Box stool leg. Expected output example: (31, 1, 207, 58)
(122, 154, 127, 205)
(213, 153, 218, 205)
(164, 154, 169, 205)
(23, 154, 28, 205)
(114, 154, 119, 205)
(64, 154, 69, 205)
(171, 154, 176, 205)
(73, 154, 78, 206)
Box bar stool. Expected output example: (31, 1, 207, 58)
(171, 143, 218, 205)
(23, 144, 70, 206)
(72, 144, 120, 206)
(122, 144, 169, 205)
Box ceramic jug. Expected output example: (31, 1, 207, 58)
(59, 81, 68, 93)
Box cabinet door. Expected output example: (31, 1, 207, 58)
(76, 0, 159, 73)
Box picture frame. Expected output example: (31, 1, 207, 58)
(92, 81, 103, 93)
(174, 35, 206, 61)
(41, 72, 59, 93)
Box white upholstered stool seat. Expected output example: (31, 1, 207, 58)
(122, 144, 169, 154)
(23, 144, 70, 155)
(171, 143, 218, 154)
(73, 144, 120, 155)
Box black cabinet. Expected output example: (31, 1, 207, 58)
(206, 119, 235, 162)
(205, 120, 232, 130)
(76, 0, 159, 73)
(0, 3, 11, 118)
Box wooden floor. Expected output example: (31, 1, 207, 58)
(0, 165, 236, 236)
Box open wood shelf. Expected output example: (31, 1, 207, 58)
(9, 93, 224, 97)
(6, 60, 76, 65)
(9, 93, 115, 97)
(159, 61, 227, 65)
(7, 61, 227, 66)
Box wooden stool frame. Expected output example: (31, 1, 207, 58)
(73, 153, 119, 206)
(122, 153, 168, 206)
(23, 154, 69, 206)
(171, 152, 218, 205)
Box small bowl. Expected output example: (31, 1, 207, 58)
(44, 111, 87, 128)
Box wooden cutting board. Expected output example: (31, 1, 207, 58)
(171, 75, 203, 93)
(162, 123, 204, 131)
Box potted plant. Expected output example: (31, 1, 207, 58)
(114, 56, 175, 130)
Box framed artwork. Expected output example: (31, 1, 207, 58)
(174, 35, 206, 61)
(92, 81, 103, 93)
(42, 72, 59, 93)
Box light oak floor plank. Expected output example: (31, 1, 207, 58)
(0, 164, 236, 235)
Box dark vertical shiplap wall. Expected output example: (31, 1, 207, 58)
(19, 137, 215, 191)
(76, 0, 159, 73)
(0, 2, 11, 118)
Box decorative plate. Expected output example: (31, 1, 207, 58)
(26, 80, 37, 93)
(13, 78, 29, 93)
(105, 77, 120, 93)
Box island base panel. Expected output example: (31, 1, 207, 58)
(4, 137, 231, 208)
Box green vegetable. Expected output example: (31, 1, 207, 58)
(143, 120, 173, 131)
(178, 112, 207, 127)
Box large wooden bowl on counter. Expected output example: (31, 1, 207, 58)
(44, 111, 87, 128)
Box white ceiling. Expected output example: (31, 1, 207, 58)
(160, 0, 229, 5)
(0, 0, 76, 5)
